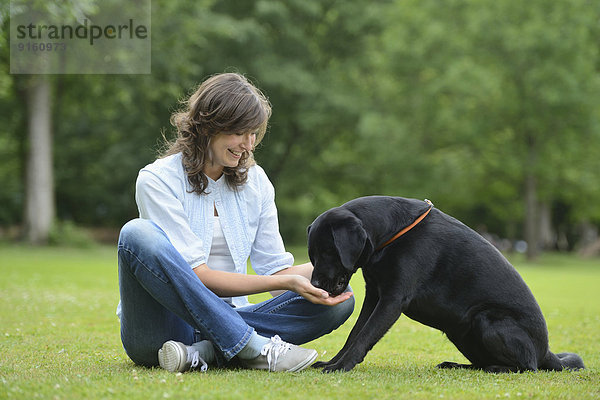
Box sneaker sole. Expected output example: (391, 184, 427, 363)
(287, 349, 318, 372)
(158, 341, 186, 372)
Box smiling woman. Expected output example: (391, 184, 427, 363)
(116, 72, 354, 375)
(163, 73, 271, 195)
(203, 131, 257, 180)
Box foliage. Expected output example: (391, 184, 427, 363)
(1, 245, 599, 399)
(0, 0, 599, 248)
(356, 0, 600, 242)
(48, 219, 96, 248)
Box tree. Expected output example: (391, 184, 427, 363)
(145, 0, 391, 242)
(1, 0, 598, 252)
(8, 0, 95, 243)
(23, 75, 53, 244)
(364, 0, 600, 258)
(6, 0, 148, 242)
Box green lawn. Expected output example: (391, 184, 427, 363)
(1, 244, 599, 399)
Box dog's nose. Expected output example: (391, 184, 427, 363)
(311, 276, 326, 291)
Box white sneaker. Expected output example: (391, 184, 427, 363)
(158, 340, 208, 373)
(239, 335, 318, 372)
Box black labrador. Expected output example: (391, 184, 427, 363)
(308, 196, 585, 373)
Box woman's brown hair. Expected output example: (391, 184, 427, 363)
(162, 73, 271, 194)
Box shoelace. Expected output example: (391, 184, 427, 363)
(260, 335, 292, 372)
(187, 347, 208, 372)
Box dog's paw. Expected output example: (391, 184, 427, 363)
(311, 361, 330, 369)
(483, 364, 519, 373)
(321, 361, 356, 373)
(436, 361, 461, 369)
(321, 364, 343, 373)
(437, 361, 478, 370)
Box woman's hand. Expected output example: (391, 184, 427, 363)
(284, 274, 353, 306)
(193, 262, 352, 306)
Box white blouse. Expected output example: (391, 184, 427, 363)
(134, 153, 294, 276)
(133, 152, 294, 309)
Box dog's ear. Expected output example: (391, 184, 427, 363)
(331, 217, 372, 271)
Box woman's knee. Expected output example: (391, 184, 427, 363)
(119, 218, 166, 250)
(332, 294, 355, 326)
(313, 293, 355, 336)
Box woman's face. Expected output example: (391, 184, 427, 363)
(204, 132, 256, 180)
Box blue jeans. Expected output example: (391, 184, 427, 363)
(117, 219, 354, 367)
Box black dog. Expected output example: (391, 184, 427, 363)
(308, 196, 585, 373)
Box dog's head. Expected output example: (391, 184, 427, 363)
(307, 208, 374, 296)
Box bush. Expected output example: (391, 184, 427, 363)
(48, 220, 97, 248)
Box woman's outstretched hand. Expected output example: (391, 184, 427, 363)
(286, 275, 353, 306)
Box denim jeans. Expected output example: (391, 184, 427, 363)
(117, 218, 354, 367)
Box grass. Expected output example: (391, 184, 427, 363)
(1, 244, 599, 399)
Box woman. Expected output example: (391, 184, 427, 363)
(117, 73, 354, 373)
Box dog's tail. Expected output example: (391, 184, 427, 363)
(539, 351, 585, 371)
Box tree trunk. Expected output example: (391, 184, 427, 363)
(524, 171, 538, 260)
(523, 127, 540, 261)
(24, 76, 54, 244)
(538, 201, 554, 251)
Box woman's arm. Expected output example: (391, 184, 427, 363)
(269, 262, 313, 297)
(136, 168, 207, 268)
(193, 263, 352, 306)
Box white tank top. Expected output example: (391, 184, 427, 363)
(206, 216, 236, 273)
(207, 216, 251, 307)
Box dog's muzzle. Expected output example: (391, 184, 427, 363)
(311, 273, 351, 297)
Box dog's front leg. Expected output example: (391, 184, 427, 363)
(321, 295, 405, 372)
(313, 282, 379, 369)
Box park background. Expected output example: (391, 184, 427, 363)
(1, 1, 600, 399)
(2, 0, 600, 257)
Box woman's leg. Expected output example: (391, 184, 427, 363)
(235, 289, 355, 345)
(118, 263, 196, 366)
(117, 219, 254, 365)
